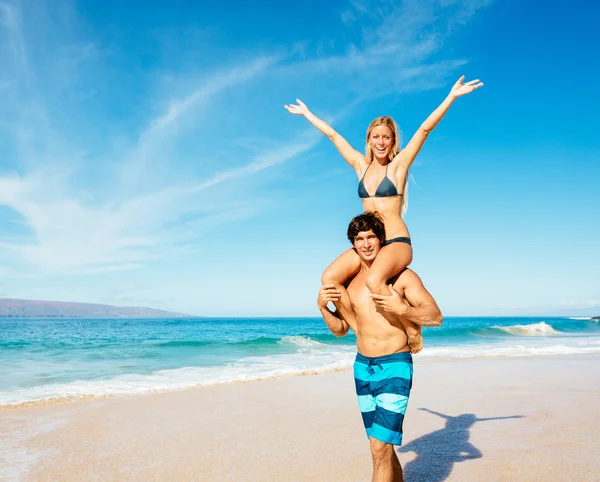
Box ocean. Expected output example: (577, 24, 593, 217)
(1, 316, 599, 407)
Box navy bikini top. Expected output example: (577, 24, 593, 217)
(358, 162, 401, 199)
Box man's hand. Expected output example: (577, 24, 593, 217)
(370, 285, 409, 316)
(317, 284, 341, 310)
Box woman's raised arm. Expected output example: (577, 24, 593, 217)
(285, 99, 364, 170)
(393, 76, 484, 171)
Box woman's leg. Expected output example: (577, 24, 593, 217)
(364, 241, 413, 296)
(365, 241, 413, 329)
(321, 248, 361, 325)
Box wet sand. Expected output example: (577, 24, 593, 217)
(1, 355, 599, 481)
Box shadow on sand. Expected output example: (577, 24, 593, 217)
(398, 408, 524, 482)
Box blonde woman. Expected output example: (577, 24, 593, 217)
(285, 76, 483, 319)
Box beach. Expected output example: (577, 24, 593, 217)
(2, 354, 599, 481)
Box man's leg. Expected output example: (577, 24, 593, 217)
(370, 437, 403, 482)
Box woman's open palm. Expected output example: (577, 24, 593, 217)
(284, 99, 310, 116)
(450, 76, 484, 98)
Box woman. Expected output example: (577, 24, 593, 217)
(285, 76, 483, 317)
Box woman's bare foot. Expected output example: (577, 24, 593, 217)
(409, 335, 423, 354)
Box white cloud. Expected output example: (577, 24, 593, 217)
(282, 0, 489, 99)
(0, 132, 316, 275)
(186, 137, 318, 194)
(0, 1, 28, 74)
(142, 57, 275, 138)
(0, 3, 293, 276)
(0, 0, 491, 280)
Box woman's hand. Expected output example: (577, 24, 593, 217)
(284, 98, 311, 116)
(449, 75, 484, 98)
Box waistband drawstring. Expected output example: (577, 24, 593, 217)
(366, 358, 382, 375)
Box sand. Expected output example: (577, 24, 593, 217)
(1, 354, 599, 481)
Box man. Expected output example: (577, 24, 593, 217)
(317, 212, 443, 482)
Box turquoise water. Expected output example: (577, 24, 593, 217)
(1, 316, 599, 406)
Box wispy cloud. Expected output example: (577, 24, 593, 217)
(142, 57, 275, 138)
(0, 0, 490, 279)
(186, 138, 318, 193)
(0, 128, 315, 276)
(283, 0, 490, 98)
(0, 2, 292, 276)
(0, 1, 28, 75)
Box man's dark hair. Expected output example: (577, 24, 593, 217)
(347, 211, 386, 244)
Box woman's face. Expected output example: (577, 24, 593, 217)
(369, 124, 394, 161)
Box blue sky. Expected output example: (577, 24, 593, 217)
(0, 0, 598, 317)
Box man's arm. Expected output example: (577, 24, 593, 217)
(317, 285, 350, 337)
(370, 274, 426, 354)
(370, 270, 443, 326)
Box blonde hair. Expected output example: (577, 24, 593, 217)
(365, 116, 410, 218)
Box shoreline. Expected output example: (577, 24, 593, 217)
(2, 350, 599, 410)
(3, 316, 598, 410)
(0, 364, 355, 411)
(2, 354, 599, 481)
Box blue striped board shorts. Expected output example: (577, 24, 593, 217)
(354, 351, 413, 446)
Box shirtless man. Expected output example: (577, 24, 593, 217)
(317, 212, 443, 482)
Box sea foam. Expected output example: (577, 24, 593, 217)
(0, 346, 356, 407)
(420, 342, 600, 359)
(3, 316, 600, 408)
(493, 321, 558, 336)
(278, 335, 323, 348)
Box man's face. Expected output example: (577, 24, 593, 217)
(352, 229, 381, 262)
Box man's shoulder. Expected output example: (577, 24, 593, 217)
(394, 268, 421, 286)
(347, 271, 364, 289)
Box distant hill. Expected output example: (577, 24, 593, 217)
(0, 298, 192, 318)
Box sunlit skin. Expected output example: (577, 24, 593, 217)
(353, 230, 380, 262)
(345, 231, 420, 356)
(317, 228, 443, 356)
(318, 225, 443, 482)
(286, 76, 483, 333)
(369, 125, 394, 162)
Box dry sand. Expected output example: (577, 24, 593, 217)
(1, 354, 599, 481)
